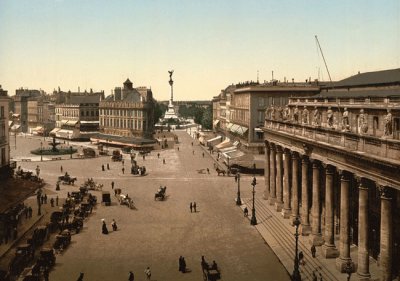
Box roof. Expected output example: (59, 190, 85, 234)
(331, 68, 400, 88)
(104, 89, 144, 103)
(69, 95, 100, 104)
(124, 78, 132, 85)
(318, 88, 400, 98)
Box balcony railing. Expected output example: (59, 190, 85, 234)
(264, 119, 400, 162)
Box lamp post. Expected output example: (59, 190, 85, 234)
(292, 216, 302, 281)
(236, 173, 241, 205)
(40, 141, 43, 162)
(70, 146, 73, 159)
(250, 164, 257, 225)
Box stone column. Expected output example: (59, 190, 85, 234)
(357, 178, 370, 280)
(300, 156, 311, 235)
(336, 171, 354, 272)
(263, 141, 270, 200)
(311, 161, 324, 245)
(322, 164, 339, 258)
(269, 144, 276, 205)
(275, 146, 283, 211)
(282, 149, 291, 218)
(379, 186, 393, 281)
(290, 151, 300, 225)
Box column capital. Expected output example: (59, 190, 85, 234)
(301, 155, 309, 164)
(269, 142, 276, 151)
(310, 159, 321, 169)
(283, 148, 291, 155)
(378, 185, 394, 200)
(291, 150, 299, 159)
(276, 145, 283, 153)
(354, 176, 368, 190)
(338, 170, 352, 181)
(322, 163, 335, 175)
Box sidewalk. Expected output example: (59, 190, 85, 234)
(240, 197, 380, 281)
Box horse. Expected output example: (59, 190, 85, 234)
(215, 168, 226, 176)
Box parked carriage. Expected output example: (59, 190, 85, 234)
(58, 174, 77, 185)
(154, 186, 167, 201)
(215, 167, 226, 176)
(111, 150, 123, 161)
(118, 194, 135, 209)
(53, 230, 71, 251)
(201, 258, 221, 281)
(102, 191, 111, 206)
(8, 244, 33, 276)
(36, 248, 56, 270)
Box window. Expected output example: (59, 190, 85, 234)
(81, 111, 85, 116)
(1, 106, 4, 118)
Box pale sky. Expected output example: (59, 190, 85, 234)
(0, 0, 399, 100)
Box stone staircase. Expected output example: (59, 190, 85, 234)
(242, 198, 341, 281)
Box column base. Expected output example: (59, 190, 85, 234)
(300, 224, 311, 236)
(356, 272, 371, 281)
(310, 234, 324, 246)
(322, 244, 339, 258)
(281, 208, 291, 219)
(336, 257, 356, 273)
(269, 197, 276, 206)
(274, 201, 283, 212)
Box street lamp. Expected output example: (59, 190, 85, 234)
(250, 176, 257, 225)
(236, 173, 242, 205)
(40, 141, 43, 162)
(292, 216, 302, 281)
(70, 146, 73, 159)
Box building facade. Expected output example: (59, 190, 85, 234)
(97, 79, 155, 144)
(0, 86, 13, 179)
(52, 94, 101, 140)
(262, 68, 400, 281)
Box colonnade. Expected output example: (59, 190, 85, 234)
(263, 141, 396, 281)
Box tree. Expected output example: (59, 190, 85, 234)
(153, 101, 167, 124)
(201, 106, 212, 129)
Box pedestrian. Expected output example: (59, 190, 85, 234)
(128, 271, 134, 281)
(311, 245, 316, 258)
(122, 167, 125, 174)
(163, 159, 165, 164)
(235, 174, 238, 182)
(157, 153, 160, 158)
(60, 165, 63, 173)
(189, 202, 193, 213)
(43, 266, 49, 281)
(56, 181, 60, 191)
(56, 196, 59, 206)
(143, 155, 145, 160)
(193, 202, 197, 212)
(192, 150, 194, 155)
(41, 195, 44, 205)
(102, 220, 109, 235)
(298, 251, 304, 265)
(244, 207, 248, 217)
(28, 206, 32, 218)
(111, 181, 114, 189)
(36, 165, 40, 177)
(207, 168, 210, 174)
(77, 273, 84, 281)
(112, 219, 117, 231)
(44, 194, 48, 204)
(312, 271, 318, 281)
(179, 256, 183, 272)
(319, 273, 323, 281)
(177, 147, 179, 151)
(191, 142, 193, 146)
(144, 267, 151, 280)
(122, 160, 125, 166)
(107, 163, 110, 170)
(50, 198, 54, 207)
(202, 152, 204, 158)
(102, 164, 105, 171)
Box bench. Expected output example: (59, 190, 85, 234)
(21, 159, 31, 162)
(52, 157, 62, 161)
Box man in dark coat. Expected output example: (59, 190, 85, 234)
(128, 271, 134, 281)
(102, 220, 108, 235)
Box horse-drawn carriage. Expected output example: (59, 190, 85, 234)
(53, 230, 71, 251)
(80, 178, 103, 191)
(8, 244, 33, 276)
(118, 194, 135, 209)
(201, 257, 221, 281)
(111, 150, 123, 162)
(35, 248, 56, 271)
(154, 186, 167, 201)
(58, 173, 77, 185)
(102, 191, 111, 206)
(215, 167, 226, 176)
(131, 164, 146, 176)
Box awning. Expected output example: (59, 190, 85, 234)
(225, 150, 245, 159)
(213, 119, 220, 126)
(226, 123, 233, 130)
(80, 121, 99, 124)
(215, 138, 231, 149)
(219, 146, 236, 153)
(254, 128, 263, 132)
(49, 128, 60, 135)
(228, 153, 265, 169)
(206, 135, 222, 144)
(67, 120, 78, 125)
(34, 126, 44, 132)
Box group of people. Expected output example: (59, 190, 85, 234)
(101, 219, 118, 234)
(189, 202, 197, 213)
(101, 163, 110, 171)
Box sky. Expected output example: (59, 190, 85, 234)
(0, 0, 399, 101)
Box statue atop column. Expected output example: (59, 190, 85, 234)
(312, 106, 321, 126)
(327, 107, 334, 128)
(302, 106, 309, 125)
(293, 105, 299, 123)
(168, 70, 174, 81)
(358, 109, 368, 134)
(342, 107, 350, 132)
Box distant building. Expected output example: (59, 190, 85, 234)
(93, 79, 155, 149)
(0, 85, 14, 179)
(51, 94, 102, 140)
(13, 88, 43, 133)
(263, 68, 400, 280)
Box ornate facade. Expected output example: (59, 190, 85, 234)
(262, 69, 400, 280)
(0, 86, 14, 179)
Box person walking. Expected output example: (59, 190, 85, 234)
(102, 164, 105, 171)
(107, 163, 110, 170)
(122, 160, 125, 166)
(193, 202, 197, 212)
(28, 206, 32, 218)
(189, 202, 193, 213)
(192, 150, 194, 155)
(179, 256, 183, 272)
(44, 194, 47, 204)
(298, 251, 305, 265)
(144, 267, 151, 280)
(50, 198, 54, 207)
(163, 159, 165, 164)
(111, 181, 114, 189)
(111, 219, 117, 231)
(207, 168, 210, 174)
(102, 220, 109, 235)
(244, 207, 248, 217)
(128, 271, 134, 281)
(56, 196, 59, 206)
(77, 273, 84, 281)
(122, 167, 125, 174)
(311, 245, 316, 258)
(60, 165, 63, 173)
(202, 152, 204, 158)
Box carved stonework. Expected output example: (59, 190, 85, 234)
(357, 109, 368, 134)
(378, 185, 393, 199)
(383, 109, 393, 137)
